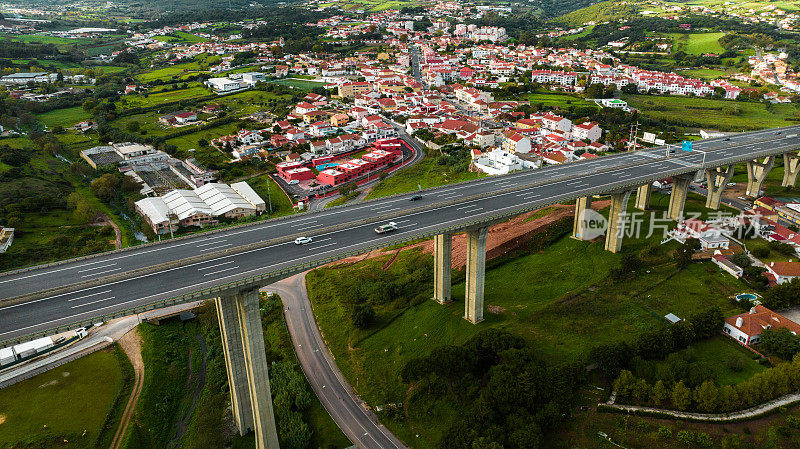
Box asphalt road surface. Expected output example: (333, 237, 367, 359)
(270, 274, 406, 449)
(2, 126, 800, 341)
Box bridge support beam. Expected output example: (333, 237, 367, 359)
(667, 174, 693, 221)
(215, 288, 280, 449)
(783, 153, 800, 188)
(604, 190, 631, 254)
(635, 184, 652, 211)
(572, 196, 592, 240)
(704, 165, 734, 210)
(746, 156, 774, 197)
(433, 233, 452, 304)
(464, 227, 488, 324)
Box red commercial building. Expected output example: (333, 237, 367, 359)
(284, 167, 315, 182)
(317, 168, 349, 186)
(276, 160, 306, 179)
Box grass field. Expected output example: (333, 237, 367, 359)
(152, 31, 209, 43)
(523, 90, 599, 110)
(366, 156, 484, 199)
(0, 348, 124, 448)
(117, 85, 210, 109)
(37, 106, 91, 128)
(623, 94, 800, 131)
(269, 78, 325, 90)
(677, 67, 733, 79)
(668, 32, 726, 55)
(246, 174, 296, 217)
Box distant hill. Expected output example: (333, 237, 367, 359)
(554, 0, 637, 27)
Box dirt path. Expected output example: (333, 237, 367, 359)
(95, 214, 122, 249)
(109, 329, 144, 449)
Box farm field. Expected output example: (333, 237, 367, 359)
(116, 84, 211, 109)
(269, 78, 326, 90)
(622, 94, 800, 131)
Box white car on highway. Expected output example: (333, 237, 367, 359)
(294, 236, 313, 245)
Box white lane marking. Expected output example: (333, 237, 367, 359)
(67, 290, 113, 302)
(199, 244, 232, 252)
(197, 240, 228, 248)
(80, 268, 121, 278)
(311, 242, 337, 250)
(197, 260, 235, 271)
(203, 266, 239, 277)
(77, 263, 117, 273)
(456, 205, 474, 211)
(71, 296, 115, 309)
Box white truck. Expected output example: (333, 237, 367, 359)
(374, 222, 398, 234)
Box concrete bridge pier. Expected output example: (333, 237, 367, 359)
(433, 233, 452, 304)
(783, 153, 800, 188)
(746, 156, 774, 197)
(667, 174, 694, 221)
(604, 190, 632, 253)
(215, 288, 280, 449)
(572, 196, 592, 240)
(704, 165, 734, 210)
(635, 184, 652, 210)
(464, 226, 488, 324)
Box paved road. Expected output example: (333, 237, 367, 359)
(269, 274, 406, 449)
(2, 126, 800, 342)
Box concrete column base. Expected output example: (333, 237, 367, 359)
(433, 233, 452, 304)
(783, 153, 800, 188)
(705, 165, 734, 210)
(572, 196, 592, 240)
(635, 184, 652, 211)
(667, 174, 693, 221)
(604, 190, 631, 253)
(464, 227, 488, 324)
(746, 156, 774, 197)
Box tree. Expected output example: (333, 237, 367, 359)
(761, 327, 800, 360)
(694, 380, 719, 412)
(651, 380, 668, 406)
(613, 370, 637, 399)
(672, 380, 692, 411)
(730, 252, 751, 268)
(90, 173, 121, 203)
(73, 199, 97, 224)
(351, 304, 375, 329)
(126, 121, 140, 133)
(632, 378, 650, 402)
(675, 239, 701, 269)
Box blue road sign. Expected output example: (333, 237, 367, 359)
(682, 140, 693, 152)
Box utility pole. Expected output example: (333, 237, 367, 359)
(628, 122, 640, 152)
(267, 175, 273, 214)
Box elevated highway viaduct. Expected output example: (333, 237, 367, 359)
(3, 125, 800, 448)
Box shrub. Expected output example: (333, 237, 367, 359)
(726, 354, 746, 373)
(351, 304, 375, 329)
(657, 426, 672, 440)
(676, 430, 694, 446)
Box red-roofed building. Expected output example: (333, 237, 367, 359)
(724, 305, 800, 346)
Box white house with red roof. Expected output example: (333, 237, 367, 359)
(765, 261, 800, 285)
(571, 122, 602, 142)
(723, 305, 800, 346)
(541, 113, 572, 133)
(294, 102, 318, 115)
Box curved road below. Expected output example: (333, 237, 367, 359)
(268, 273, 406, 449)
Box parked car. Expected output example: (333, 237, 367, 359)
(288, 180, 299, 185)
(294, 236, 313, 245)
(410, 195, 422, 201)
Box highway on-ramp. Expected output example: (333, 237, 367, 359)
(1, 126, 800, 342)
(270, 274, 406, 449)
